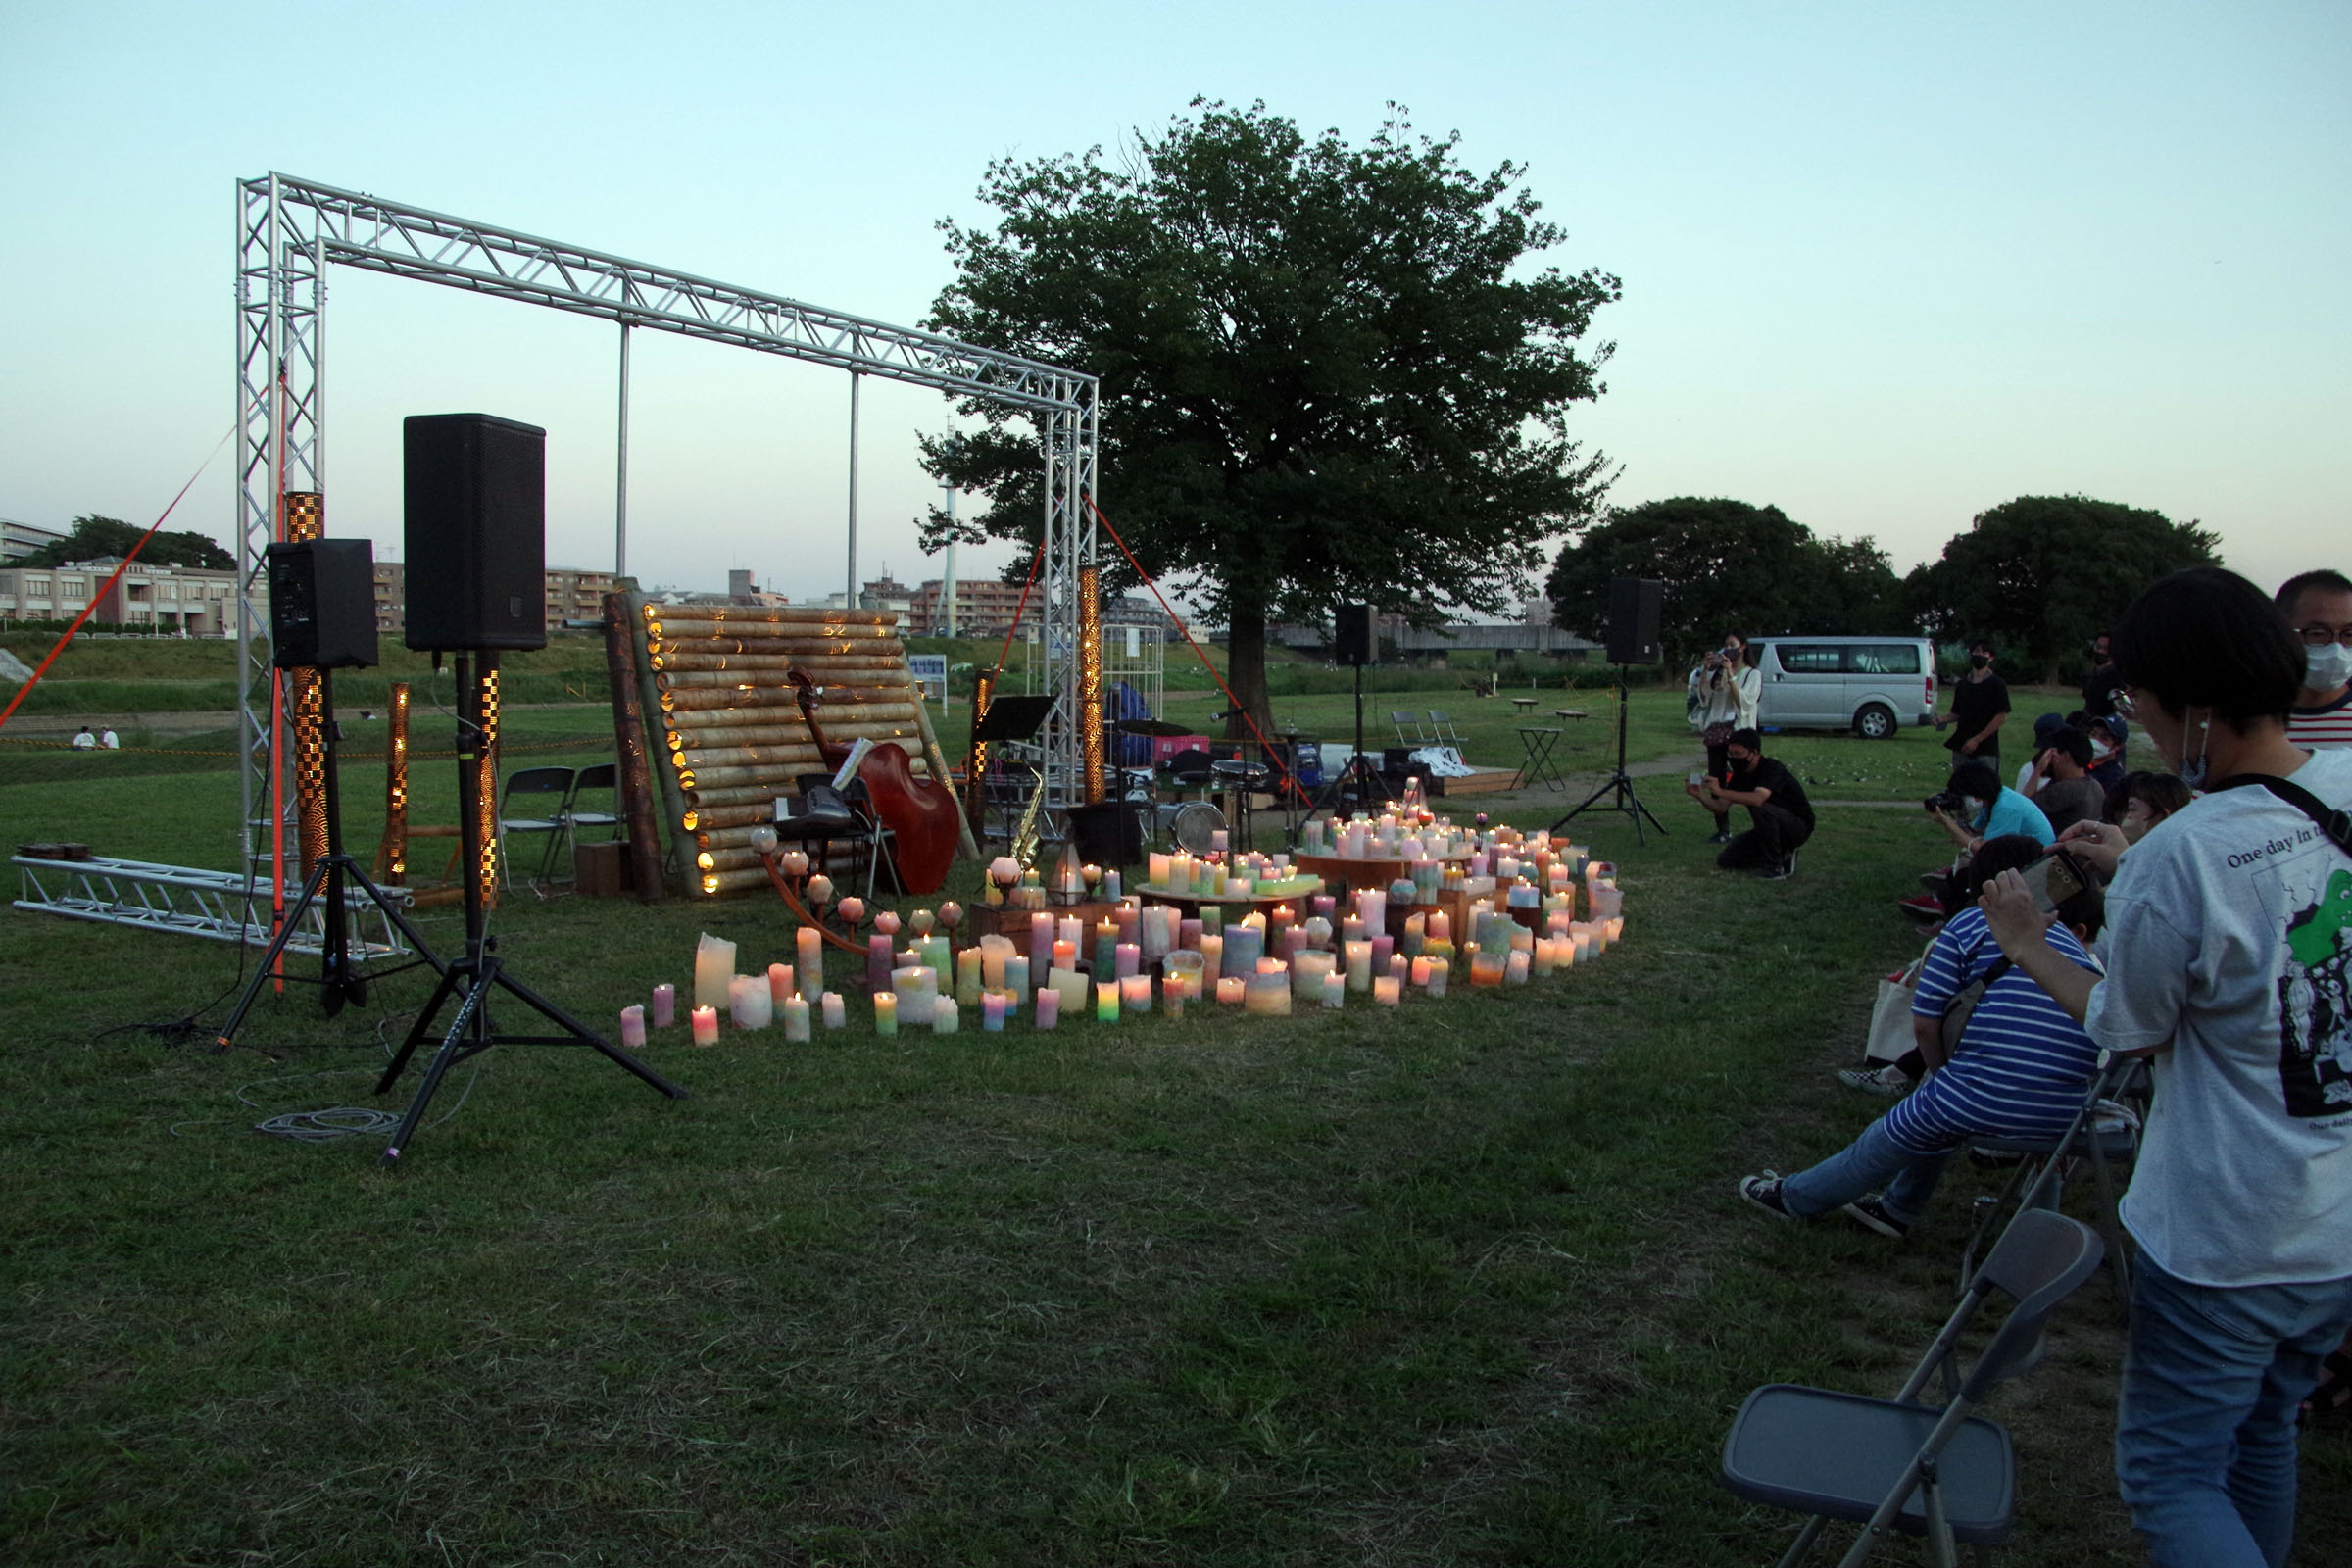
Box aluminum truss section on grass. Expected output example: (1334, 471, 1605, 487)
(233, 172, 1102, 873)
(14, 856, 412, 960)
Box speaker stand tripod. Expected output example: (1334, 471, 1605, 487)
(215, 667, 445, 1047)
(1308, 657, 1387, 818)
(1551, 665, 1669, 846)
(373, 651, 688, 1166)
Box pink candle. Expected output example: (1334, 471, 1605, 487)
(1035, 986, 1061, 1030)
(982, 991, 1008, 1031)
(1053, 939, 1078, 971)
(618, 1004, 647, 1048)
(1411, 956, 1434, 988)
(650, 983, 675, 1027)
(867, 934, 895, 994)
(1216, 976, 1246, 1004)
(1030, 911, 1054, 974)
(1370, 934, 1395, 972)
(797, 926, 824, 994)
(767, 961, 794, 1005)
(1115, 942, 1141, 979)
(1179, 916, 1202, 949)
(1373, 975, 1402, 1006)
(690, 1004, 718, 1045)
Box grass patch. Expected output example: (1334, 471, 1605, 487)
(1, 691, 2344, 1566)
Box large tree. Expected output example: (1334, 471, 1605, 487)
(921, 99, 1619, 735)
(1544, 497, 1902, 665)
(14, 514, 232, 571)
(1904, 495, 2221, 679)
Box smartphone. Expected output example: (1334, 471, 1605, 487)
(2018, 849, 2087, 914)
(1687, 771, 1707, 787)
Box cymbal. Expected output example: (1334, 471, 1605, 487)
(1114, 718, 1195, 738)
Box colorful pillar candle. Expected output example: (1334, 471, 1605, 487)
(893, 965, 941, 1021)
(1005, 954, 1031, 1004)
(797, 926, 824, 995)
(1162, 950, 1205, 1000)
(1199, 933, 1223, 984)
(1114, 942, 1141, 980)
(1121, 973, 1152, 1014)
(1504, 951, 1531, 985)
(982, 990, 1008, 1032)
(618, 1004, 647, 1048)
(1319, 970, 1347, 1009)
(783, 994, 811, 1041)
(1470, 952, 1507, 987)
(934, 995, 960, 1034)
(691, 1004, 719, 1045)
(1097, 981, 1121, 1023)
(1426, 956, 1450, 997)
(1410, 956, 1435, 989)
(650, 983, 676, 1027)
(767, 962, 795, 1005)
(1094, 919, 1119, 979)
(1035, 985, 1061, 1030)
(1053, 938, 1077, 971)
(956, 946, 984, 1004)
(1149, 851, 1172, 886)
(1216, 976, 1247, 1004)
(1244, 970, 1293, 1015)
(868, 934, 896, 995)
(1373, 975, 1402, 1006)
(874, 991, 899, 1036)
(1291, 950, 1336, 998)
(1179, 916, 1202, 950)
(1030, 911, 1055, 975)
(729, 974, 772, 1031)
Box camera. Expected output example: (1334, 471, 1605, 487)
(1923, 789, 1965, 814)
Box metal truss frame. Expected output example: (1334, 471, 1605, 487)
(232, 172, 1102, 880)
(15, 855, 410, 961)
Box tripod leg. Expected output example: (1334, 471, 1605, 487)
(213, 861, 335, 1051)
(378, 964, 495, 1166)
(376, 961, 468, 1095)
(488, 967, 691, 1100)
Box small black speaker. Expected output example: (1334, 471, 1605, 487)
(1333, 603, 1377, 665)
(1605, 577, 1664, 665)
(268, 538, 378, 670)
(403, 413, 548, 652)
(1066, 801, 1145, 870)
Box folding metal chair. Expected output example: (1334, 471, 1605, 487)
(1391, 710, 1429, 745)
(1719, 1209, 2103, 1566)
(496, 765, 576, 888)
(1426, 709, 1463, 747)
(564, 761, 623, 845)
(1959, 1055, 2146, 1323)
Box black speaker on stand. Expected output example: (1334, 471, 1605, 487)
(1554, 577, 1669, 845)
(372, 414, 686, 1166)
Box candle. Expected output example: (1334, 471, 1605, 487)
(1291, 950, 1336, 997)
(1345, 938, 1373, 993)
(797, 926, 824, 995)
(780, 849, 809, 878)
(1426, 956, 1450, 997)
(835, 895, 864, 926)
(1097, 981, 1121, 1023)
(1005, 954, 1031, 1004)
(872, 908, 903, 937)
(1114, 942, 1141, 980)
(1163, 980, 1186, 1019)
(1149, 851, 1171, 886)
(956, 947, 985, 1004)
(1427, 911, 1451, 945)
(1121, 973, 1152, 1014)
(1373, 975, 1401, 1006)
(1162, 949, 1205, 1000)
(1410, 956, 1434, 988)
(1053, 938, 1078, 971)
(691, 1004, 720, 1045)
(1604, 915, 1625, 944)
(1471, 952, 1507, 987)
(693, 933, 736, 1011)
(1319, 970, 1347, 1009)
(1209, 828, 1228, 854)
(1244, 970, 1293, 1015)
(1216, 976, 1246, 1004)
(982, 990, 1008, 1031)
(650, 983, 675, 1027)
(767, 961, 794, 1005)
(783, 993, 811, 1041)
(1370, 934, 1395, 973)
(1030, 911, 1055, 974)
(1104, 869, 1122, 901)
(1179, 916, 1202, 950)
(1199, 933, 1223, 984)
(979, 935, 1012, 989)
(820, 991, 846, 1029)
(934, 995, 960, 1034)
(807, 873, 834, 906)
(1094, 919, 1119, 980)
(618, 1004, 647, 1048)
(1035, 985, 1061, 1030)
(867, 933, 895, 995)
(893, 964, 941, 1022)
(729, 974, 771, 1030)
(874, 991, 898, 1036)
(1505, 951, 1531, 985)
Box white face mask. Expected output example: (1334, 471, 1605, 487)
(2306, 642, 2352, 693)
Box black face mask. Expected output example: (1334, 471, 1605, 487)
(1970, 654, 1990, 670)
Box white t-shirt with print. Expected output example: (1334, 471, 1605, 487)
(2085, 746, 2352, 1287)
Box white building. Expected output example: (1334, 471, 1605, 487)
(0, 557, 250, 634)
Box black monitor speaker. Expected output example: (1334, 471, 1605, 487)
(268, 538, 379, 670)
(1333, 603, 1377, 666)
(403, 413, 548, 652)
(1604, 577, 1664, 665)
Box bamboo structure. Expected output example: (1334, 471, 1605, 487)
(612, 596, 982, 898)
(602, 594, 666, 902)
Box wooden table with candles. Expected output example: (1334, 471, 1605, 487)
(1290, 850, 1473, 899)
(1132, 880, 1322, 916)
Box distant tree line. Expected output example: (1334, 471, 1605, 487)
(1547, 493, 2221, 678)
(13, 514, 234, 572)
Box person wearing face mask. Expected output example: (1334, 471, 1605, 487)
(1927, 759, 2053, 858)
(2277, 569, 2352, 750)
(1686, 727, 1811, 878)
(1691, 633, 1761, 843)
(1978, 566, 2352, 1568)
(1934, 638, 2010, 771)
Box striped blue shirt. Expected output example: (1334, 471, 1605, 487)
(1886, 906, 2101, 1154)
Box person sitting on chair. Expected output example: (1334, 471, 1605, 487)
(1687, 728, 1812, 879)
(1743, 834, 2106, 1236)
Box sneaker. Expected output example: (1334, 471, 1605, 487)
(1738, 1171, 1799, 1221)
(1705, 829, 1734, 845)
(1842, 1196, 1912, 1239)
(1760, 854, 1796, 881)
(1837, 1063, 1914, 1097)
(1897, 895, 1945, 919)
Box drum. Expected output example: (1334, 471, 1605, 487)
(1155, 801, 1226, 854)
(1118, 767, 1154, 804)
(1208, 759, 1271, 792)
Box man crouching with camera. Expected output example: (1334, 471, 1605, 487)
(1686, 728, 1813, 880)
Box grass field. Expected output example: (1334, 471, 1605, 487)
(3, 679, 2346, 1566)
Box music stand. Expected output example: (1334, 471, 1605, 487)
(1551, 665, 1668, 845)
(972, 694, 1058, 845)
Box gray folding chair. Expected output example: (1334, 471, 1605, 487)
(1426, 709, 1463, 747)
(1720, 1208, 2103, 1566)
(1959, 1055, 2146, 1322)
(1391, 710, 1429, 745)
(564, 762, 623, 845)
(496, 765, 576, 888)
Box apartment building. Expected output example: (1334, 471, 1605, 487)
(368, 563, 622, 634)
(0, 557, 247, 634)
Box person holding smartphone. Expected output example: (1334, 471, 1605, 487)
(1691, 633, 1761, 842)
(1979, 566, 2352, 1568)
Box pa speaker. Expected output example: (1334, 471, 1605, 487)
(403, 413, 548, 652)
(1334, 603, 1377, 665)
(268, 538, 379, 670)
(1066, 800, 1145, 869)
(1605, 577, 1664, 665)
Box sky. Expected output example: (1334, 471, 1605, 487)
(3, 1, 2345, 611)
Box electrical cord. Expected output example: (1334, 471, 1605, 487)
(165, 1012, 483, 1143)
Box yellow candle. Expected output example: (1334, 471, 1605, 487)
(873, 991, 898, 1036)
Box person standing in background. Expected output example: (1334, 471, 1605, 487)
(1936, 638, 2011, 772)
(2278, 569, 2352, 750)
(1691, 632, 1761, 844)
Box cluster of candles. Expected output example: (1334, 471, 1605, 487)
(1139, 846, 1321, 900)
(615, 811, 1626, 1043)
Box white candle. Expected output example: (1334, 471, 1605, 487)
(934, 995, 960, 1034)
(618, 1004, 646, 1048)
(1320, 970, 1346, 1009)
(783, 993, 811, 1041)
(820, 991, 846, 1029)
(693, 933, 736, 1012)
(730, 974, 772, 1030)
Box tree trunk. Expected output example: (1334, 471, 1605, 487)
(1222, 596, 1276, 745)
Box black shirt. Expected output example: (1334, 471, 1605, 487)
(1733, 757, 1814, 830)
(1946, 672, 2011, 755)
(2082, 662, 2123, 717)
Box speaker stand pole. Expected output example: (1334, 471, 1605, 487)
(1551, 665, 1668, 846)
(373, 651, 689, 1167)
(213, 668, 446, 1050)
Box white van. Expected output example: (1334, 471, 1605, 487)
(1746, 636, 1937, 739)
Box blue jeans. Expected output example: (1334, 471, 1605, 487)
(1778, 1115, 1951, 1224)
(2118, 1255, 2352, 1567)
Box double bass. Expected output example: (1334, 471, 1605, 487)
(788, 669, 960, 895)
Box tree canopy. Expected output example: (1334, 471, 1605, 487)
(13, 514, 232, 571)
(921, 98, 1619, 733)
(1544, 497, 1901, 664)
(1903, 495, 2221, 677)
